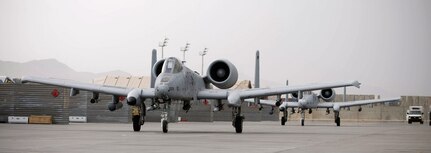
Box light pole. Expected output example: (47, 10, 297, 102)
(180, 42, 190, 63)
(199, 48, 208, 75)
(158, 37, 169, 59)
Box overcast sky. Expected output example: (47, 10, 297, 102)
(1, 0, 430, 97)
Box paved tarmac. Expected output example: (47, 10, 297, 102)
(0, 121, 430, 153)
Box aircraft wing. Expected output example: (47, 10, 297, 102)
(21, 76, 155, 98)
(248, 97, 400, 108)
(240, 80, 360, 99)
(198, 80, 360, 100)
(315, 97, 400, 108)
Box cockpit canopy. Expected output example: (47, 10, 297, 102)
(162, 57, 183, 74)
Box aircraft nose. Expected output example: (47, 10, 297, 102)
(156, 85, 169, 99)
(298, 99, 307, 107)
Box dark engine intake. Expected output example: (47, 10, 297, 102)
(291, 92, 302, 99)
(152, 59, 166, 78)
(320, 88, 336, 102)
(206, 59, 238, 89)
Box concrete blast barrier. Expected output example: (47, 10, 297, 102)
(69, 116, 87, 123)
(8, 116, 28, 124)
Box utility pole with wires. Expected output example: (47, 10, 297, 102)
(158, 37, 169, 59)
(199, 48, 208, 75)
(180, 42, 190, 63)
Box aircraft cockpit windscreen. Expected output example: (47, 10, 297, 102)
(162, 58, 183, 74)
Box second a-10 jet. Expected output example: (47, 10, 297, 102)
(248, 51, 400, 126)
(22, 51, 368, 133)
(256, 91, 399, 126)
(245, 52, 400, 126)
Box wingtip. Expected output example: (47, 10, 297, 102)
(21, 76, 38, 84)
(352, 80, 361, 88)
(379, 97, 401, 102)
(392, 97, 401, 101)
(21, 76, 30, 83)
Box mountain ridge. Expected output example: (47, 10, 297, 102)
(0, 59, 131, 83)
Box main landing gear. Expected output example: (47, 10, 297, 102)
(232, 106, 244, 133)
(334, 111, 340, 126)
(131, 103, 146, 132)
(300, 109, 305, 126)
(281, 108, 288, 126)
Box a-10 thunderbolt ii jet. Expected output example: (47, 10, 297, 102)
(22, 52, 372, 133)
(254, 91, 399, 126)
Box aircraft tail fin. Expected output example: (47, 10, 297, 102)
(150, 49, 157, 88)
(254, 50, 260, 104)
(286, 80, 289, 101)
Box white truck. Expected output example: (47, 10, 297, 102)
(406, 106, 424, 124)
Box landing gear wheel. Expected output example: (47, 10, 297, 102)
(420, 121, 423, 124)
(300, 119, 304, 126)
(335, 117, 340, 126)
(234, 116, 243, 133)
(162, 120, 168, 133)
(281, 117, 287, 126)
(132, 115, 141, 131)
(408, 119, 412, 124)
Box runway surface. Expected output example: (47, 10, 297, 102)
(0, 121, 430, 153)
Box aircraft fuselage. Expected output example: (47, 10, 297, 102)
(154, 58, 207, 102)
(298, 93, 320, 108)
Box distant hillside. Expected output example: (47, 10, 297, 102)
(0, 59, 131, 83)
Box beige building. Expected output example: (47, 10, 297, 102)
(93, 76, 151, 88)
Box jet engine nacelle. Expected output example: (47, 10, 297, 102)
(320, 88, 336, 102)
(152, 59, 166, 78)
(206, 59, 238, 89)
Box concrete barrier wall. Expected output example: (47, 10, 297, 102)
(0, 84, 132, 124)
(0, 84, 71, 124)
